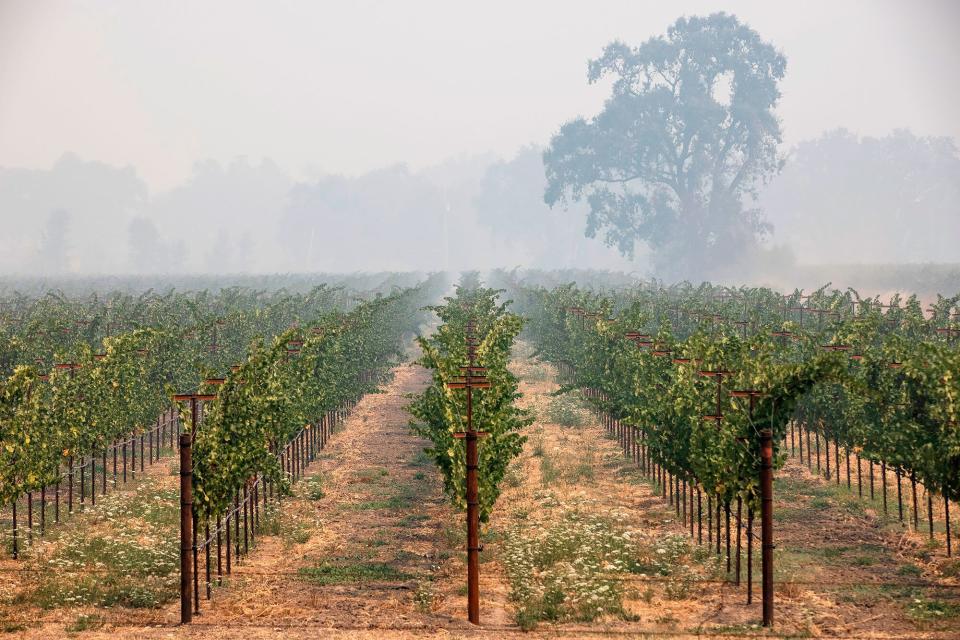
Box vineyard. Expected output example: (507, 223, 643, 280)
(0, 272, 958, 638)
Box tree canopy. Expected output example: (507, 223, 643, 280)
(544, 13, 786, 278)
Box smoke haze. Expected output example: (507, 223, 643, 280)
(1, 1, 958, 280)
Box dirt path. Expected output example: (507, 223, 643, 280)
(167, 363, 464, 630)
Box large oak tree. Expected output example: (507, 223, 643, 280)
(544, 13, 786, 278)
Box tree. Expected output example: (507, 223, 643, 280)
(37, 209, 71, 273)
(543, 13, 786, 278)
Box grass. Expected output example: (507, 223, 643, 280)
(539, 451, 561, 487)
(531, 431, 546, 458)
(907, 597, 960, 625)
(502, 506, 656, 628)
(545, 393, 587, 427)
(245, 503, 312, 545)
(940, 559, 960, 578)
(565, 450, 596, 484)
(504, 463, 523, 488)
(289, 527, 312, 544)
(410, 450, 433, 468)
(15, 479, 180, 610)
(443, 520, 466, 547)
(65, 614, 103, 632)
(27, 572, 176, 609)
(346, 481, 419, 511)
(709, 623, 763, 635)
(398, 513, 429, 527)
(413, 580, 436, 613)
(520, 363, 551, 382)
(303, 474, 326, 500)
(367, 536, 388, 547)
(354, 467, 389, 483)
(298, 560, 411, 585)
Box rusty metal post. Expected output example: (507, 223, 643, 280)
(759, 427, 774, 627)
(216, 514, 223, 585)
(946, 497, 952, 557)
(11, 501, 17, 559)
(192, 507, 199, 614)
(234, 491, 240, 561)
(80, 456, 85, 509)
(173, 392, 212, 625)
(882, 461, 888, 514)
(725, 500, 731, 572)
(465, 322, 481, 626)
(697, 486, 702, 544)
(746, 506, 754, 604)
(857, 455, 862, 497)
(465, 425, 480, 625)
(798, 421, 804, 463)
(911, 472, 919, 531)
(205, 516, 211, 599)
(179, 426, 193, 623)
(707, 494, 713, 545)
(735, 496, 742, 585)
(447, 318, 489, 626)
(225, 510, 232, 575)
(68, 456, 74, 512)
(243, 484, 249, 554)
(897, 468, 903, 521)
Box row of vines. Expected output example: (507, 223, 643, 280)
(0, 275, 444, 560)
(492, 274, 960, 622)
(408, 280, 532, 522)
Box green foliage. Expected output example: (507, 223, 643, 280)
(408, 283, 532, 522)
(503, 507, 639, 626)
(545, 393, 587, 426)
(192, 287, 435, 515)
(507, 278, 960, 513)
(0, 275, 447, 516)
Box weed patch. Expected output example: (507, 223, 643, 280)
(502, 505, 642, 627)
(545, 394, 587, 427)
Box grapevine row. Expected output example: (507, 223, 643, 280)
(498, 276, 959, 626)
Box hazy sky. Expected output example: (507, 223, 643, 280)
(1, 0, 958, 192)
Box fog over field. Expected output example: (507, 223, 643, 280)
(1, 1, 958, 286)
